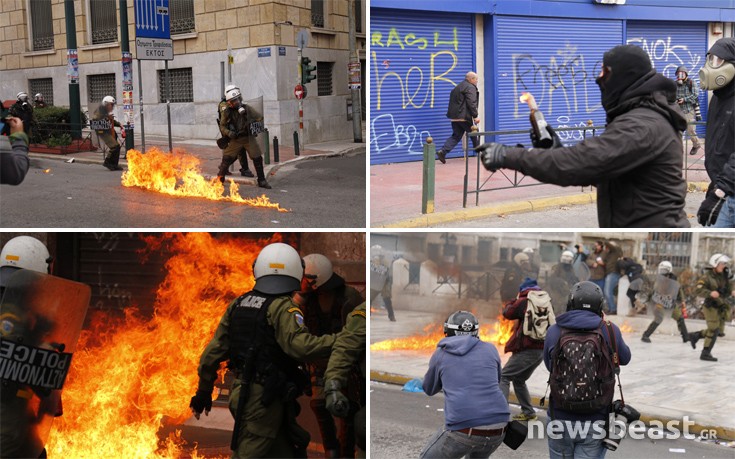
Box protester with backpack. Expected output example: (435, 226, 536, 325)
(543, 281, 631, 459)
(421, 311, 509, 458)
(500, 278, 555, 422)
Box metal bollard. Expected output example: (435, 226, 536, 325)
(273, 136, 280, 163)
(263, 129, 270, 165)
(293, 131, 300, 156)
(422, 137, 436, 214)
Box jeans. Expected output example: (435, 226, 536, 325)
(440, 121, 480, 154)
(420, 428, 504, 459)
(499, 349, 544, 416)
(603, 272, 620, 313)
(590, 278, 605, 291)
(713, 196, 735, 228)
(547, 421, 607, 459)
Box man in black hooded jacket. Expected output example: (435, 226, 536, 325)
(697, 38, 735, 227)
(477, 45, 689, 228)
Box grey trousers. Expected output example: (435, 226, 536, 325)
(499, 348, 544, 416)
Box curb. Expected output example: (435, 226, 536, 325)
(376, 193, 597, 228)
(370, 370, 735, 441)
(375, 180, 712, 228)
(29, 145, 365, 187)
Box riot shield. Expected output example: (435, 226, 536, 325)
(245, 96, 266, 158)
(0, 269, 91, 457)
(572, 255, 591, 282)
(651, 275, 680, 310)
(370, 255, 388, 293)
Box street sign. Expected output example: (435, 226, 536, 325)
(294, 84, 305, 100)
(297, 29, 309, 49)
(135, 0, 170, 39)
(258, 47, 271, 58)
(136, 37, 173, 60)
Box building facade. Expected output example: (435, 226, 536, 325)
(0, 0, 366, 145)
(370, 0, 735, 164)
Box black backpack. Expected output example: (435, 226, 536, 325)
(547, 321, 620, 414)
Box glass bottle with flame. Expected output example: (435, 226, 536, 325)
(520, 92, 554, 148)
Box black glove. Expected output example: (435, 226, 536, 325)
(189, 389, 212, 419)
(324, 379, 350, 418)
(530, 124, 563, 149)
(476, 143, 509, 172)
(697, 183, 725, 226)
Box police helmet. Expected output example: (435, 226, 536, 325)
(514, 252, 530, 265)
(709, 253, 732, 269)
(34, 93, 43, 101)
(102, 95, 116, 105)
(16, 92, 28, 102)
(522, 247, 534, 254)
(658, 261, 673, 275)
(560, 250, 574, 264)
(225, 86, 242, 102)
(566, 281, 605, 315)
(443, 310, 479, 337)
(253, 242, 304, 295)
(0, 236, 51, 287)
(303, 253, 338, 290)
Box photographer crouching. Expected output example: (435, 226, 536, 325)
(1, 101, 30, 185)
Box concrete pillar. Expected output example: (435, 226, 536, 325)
(420, 259, 438, 296)
(392, 258, 409, 298)
(617, 275, 631, 316)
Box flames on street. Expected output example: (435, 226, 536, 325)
(370, 315, 515, 352)
(121, 148, 288, 212)
(46, 233, 286, 458)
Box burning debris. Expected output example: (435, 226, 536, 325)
(121, 148, 288, 212)
(46, 233, 284, 458)
(370, 315, 515, 353)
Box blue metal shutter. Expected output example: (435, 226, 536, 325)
(370, 9, 475, 164)
(627, 21, 708, 136)
(494, 16, 622, 147)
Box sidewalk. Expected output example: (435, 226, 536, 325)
(29, 134, 365, 187)
(370, 309, 735, 440)
(371, 150, 711, 227)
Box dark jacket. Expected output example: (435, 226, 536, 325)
(504, 74, 689, 228)
(543, 310, 631, 422)
(502, 287, 546, 353)
(423, 335, 510, 430)
(0, 133, 30, 185)
(705, 39, 735, 194)
(446, 79, 479, 122)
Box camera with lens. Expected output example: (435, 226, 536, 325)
(603, 400, 641, 451)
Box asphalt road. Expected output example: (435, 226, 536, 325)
(435, 191, 705, 228)
(0, 153, 365, 228)
(370, 383, 733, 459)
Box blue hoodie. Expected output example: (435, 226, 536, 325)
(423, 335, 510, 430)
(543, 310, 632, 422)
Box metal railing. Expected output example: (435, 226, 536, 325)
(30, 121, 103, 154)
(420, 120, 707, 214)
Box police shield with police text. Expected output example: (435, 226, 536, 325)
(189, 242, 335, 458)
(1, 269, 91, 458)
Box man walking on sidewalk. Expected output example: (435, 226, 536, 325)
(436, 72, 480, 164)
(500, 278, 554, 422)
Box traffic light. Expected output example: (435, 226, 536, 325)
(301, 56, 317, 85)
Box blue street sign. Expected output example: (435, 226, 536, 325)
(258, 47, 271, 58)
(135, 0, 170, 40)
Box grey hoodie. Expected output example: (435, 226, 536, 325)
(423, 335, 510, 430)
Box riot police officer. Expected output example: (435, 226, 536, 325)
(33, 93, 47, 109)
(369, 246, 395, 321)
(218, 85, 270, 189)
(689, 254, 734, 361)
(324, 302, 366, 458)
(641, 261, 689, 343)
(294, 254, 363, 458)
(189, 242, 336, 458)
(9, 92, 34, 137)
(217, 85, 253, 179)
(91, 95, 125, 171)
(546, 250, 579, 316)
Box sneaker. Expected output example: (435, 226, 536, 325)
(436, 150, 447, 164)
(689, 145, 700, 155)
(512, 413, 537, 421)
(240, 169, 254, 178)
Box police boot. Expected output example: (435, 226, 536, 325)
(677, 318, 690, 343)
(238, 153, 254, 177)
(700, 335, 718, 361)
(384, 298, 396, 322)
(217, 161, 231, 183)
(718, 331, 725, 337)
(641, 322, 659, 343)
(253, 156, 271, 189)
(689, 331, 701, 349)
